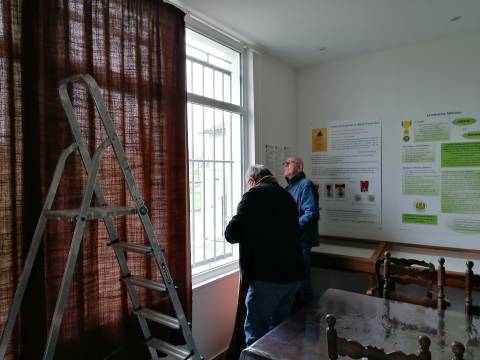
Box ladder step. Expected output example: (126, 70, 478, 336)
(135, 308, 180, 330)
(145, 338, 191, 359)
(111, 241, 153, 255)
(44, 206, 137, 221)
(126, 275, 167, 293)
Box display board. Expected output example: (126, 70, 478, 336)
(311, 120, 382, 226)
(399, 111, 480, 235)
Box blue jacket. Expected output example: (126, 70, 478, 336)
(286, 171, 320, 248)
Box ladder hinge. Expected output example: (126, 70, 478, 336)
(121, 272, 132, 280)
(139, 206, 148, 215)
(107, 238, 120, 246)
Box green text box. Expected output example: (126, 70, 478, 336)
(414, 121, 450, 142)
(402, 174, 439, 196)
(402, 145, 435, 163)
(447, 219, 480, 234)
(441, 142, 480, 167)
(441, 170, 480, 214)
(402, 214, 438, 225)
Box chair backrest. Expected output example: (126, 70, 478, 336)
(326, 314, 431, 360)
(380, 251, 449, 309)
(465, 261, 480, 315)
(325, 314, 465, 360)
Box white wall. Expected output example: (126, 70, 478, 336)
(255, 53, 298, 161)
(192, 272, 239, 359)
(192, 51, 298, 359)
(297, 32, 480, 249)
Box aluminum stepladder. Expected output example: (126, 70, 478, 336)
(0, 74, 202, 360)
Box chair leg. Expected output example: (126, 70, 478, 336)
(451, 341, 465, 360)
(418, 335, 431, 360)
(326, 314, 338, 360)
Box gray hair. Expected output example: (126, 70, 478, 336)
(291, 156, 304, 167)
(245, 164, 273, 182)
(286, 156, 304, 168)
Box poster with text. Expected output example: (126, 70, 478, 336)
(400, 111, 480, 235)
(312, 120, 382, 225)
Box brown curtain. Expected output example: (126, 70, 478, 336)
(0, 0, 189, 358)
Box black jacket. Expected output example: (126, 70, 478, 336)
(225, 180, 305, 284)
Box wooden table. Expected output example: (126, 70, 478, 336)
(240, 288, 480, 359)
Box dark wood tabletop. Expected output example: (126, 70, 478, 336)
(240, 288, 480, 360)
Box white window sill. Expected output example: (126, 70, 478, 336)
(192, 261, 239, 289)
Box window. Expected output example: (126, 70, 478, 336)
(186, 28, 244, 281)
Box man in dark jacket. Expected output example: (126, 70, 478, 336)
(284, 156, 319, 306)
(225, 165, 304, 346)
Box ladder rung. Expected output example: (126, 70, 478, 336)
(126, 275, 167, 293)
(135, 308, 180, 330)
(145, 338, 191, 359)
(44, 206, 137, 221)
(112, 241, 152, 255)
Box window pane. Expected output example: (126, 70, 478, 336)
(225, 162, 232, 222)
(214, 71, 223, 101)
(204, 161, 214, 257)
(191, 162, 205, 264)
(186, 45, 208, 62)
(187, 103, 192, 156)
(204, 67, 213, 99)
(192, 62, 203, 96)
(186, 59, 192, 93)
(214, 109, 224, 161)
(214, 163, 223, 255)
(192, 104, 203, 160)
(223, 74, 231, 103)
(224, 112, 231, 161)
(186, 28, 240, 107)
(232, 113, 242, 203)
(209, 56, 231, 72)
(204, 107, 214, 161)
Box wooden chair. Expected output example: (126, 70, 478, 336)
(326, 314, 465, 360)
(465, 260, 480, 315)
(367, 257, 388, 297)
(367, 251, 449, 310)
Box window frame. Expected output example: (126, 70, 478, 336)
(186, 17, 250, 286)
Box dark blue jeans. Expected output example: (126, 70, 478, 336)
(244, 280, 300, 346)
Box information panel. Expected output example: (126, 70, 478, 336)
(311, 120, 382, 226)
(399, 112, 480, 235)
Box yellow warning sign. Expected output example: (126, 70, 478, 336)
(312, 128, 327, 152)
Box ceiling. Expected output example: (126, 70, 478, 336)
(178, 0, 480, 68)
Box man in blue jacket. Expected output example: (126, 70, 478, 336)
(284, 156, 319, 306)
